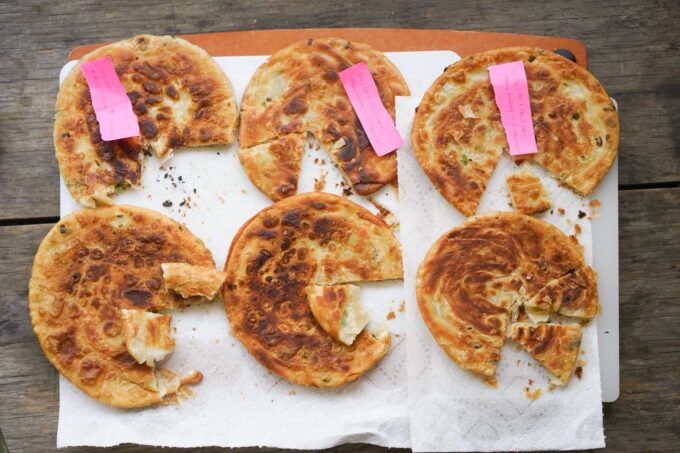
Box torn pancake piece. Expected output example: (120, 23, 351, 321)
(121, 309, 175, 367)
(306, 284, 370, 346)
(510, 322, 582, 385)
(506, 170, 552, 215)
(162, 263, 227, 300)
(525, 267, 599, 319)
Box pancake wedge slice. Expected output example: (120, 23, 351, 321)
(121, 309, 175, 367)
(506, 170, 551, 215)
(525, 267, 599, 319)
(306, 284, 369, 346)
(161, 262, 227, 300)
(510, 322, 582, 385)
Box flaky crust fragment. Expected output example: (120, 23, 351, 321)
(161, 262, 227, 300)
(223, 192, 402, 387)
(239, 38, 409, 199)
(55, 34, 238, 207)
(416, 212, 596, 381)
(412, 47, 619, 216)
(29, 205, 214, 407)
(510, 322, 582, 385)
(506, 170, 552, 215)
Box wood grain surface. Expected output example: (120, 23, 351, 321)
(0, 1, 678, 452)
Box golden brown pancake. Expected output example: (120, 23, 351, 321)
(55, 34, 238, 207)
(161, 262, 227, 300)
(416, 212, 596, 382)
(29, 205, 214, 407)
(223, 192, 402, 387)
(239, 38, 409, 199)
(510, 322, 582, 385)
(506, 169, 552, 215)
(412, 47, 619, 216)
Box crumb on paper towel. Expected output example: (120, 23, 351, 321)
(240, 188, 247, 194)
(548, 382, 556, 392)
(398, 301, 405, 312)
(386, 311, 396, 320)
(314, 168, 328, 192)
(288, 389, 297, 396)
(589, 198, 602, 218)
(575, 359, 587, 380)
(524, 386, 542, 400)
(558, 207, 565, 215)
(574, 224, 582, 235)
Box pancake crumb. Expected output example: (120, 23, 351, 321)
(548, 383, 556, 392)
(398, 301, 405, 312)
(386, 311, 396, 320)
(574, 224, 582, 235)
(162, 200, 172, 207)
(524, 387, 542, 400)
(288, 389, 297, 396)
(558, 208, 565, 215)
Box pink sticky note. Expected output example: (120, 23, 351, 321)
(339, 62, 402, 156)
(80, 57, 140, 141)
(488, 60, 537, 156)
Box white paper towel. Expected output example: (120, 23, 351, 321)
(56, 51, 460, 449)
(395, 96, 605, 452)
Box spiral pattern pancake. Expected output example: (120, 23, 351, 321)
(416, 212, 597, 381)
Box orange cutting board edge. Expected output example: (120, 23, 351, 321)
(68, 28, 587, 68)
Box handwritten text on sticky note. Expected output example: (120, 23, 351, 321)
(80, 57, 140, 141)
(339, 62, 402, 156)
(488, 61, 537, 156)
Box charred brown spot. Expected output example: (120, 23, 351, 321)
(113, 351, 139, 368)
(146, 278, 161, 290)
(47, 329, 80, 365)
(339, 137, 357, 161)
(199, 128, 213, 142)
(140, 119, 158, 138)
(102, 320, 121, 337)
(282, 96, 308, 115)
(145, 96, 162, 105)
(282, 210, 301, 227)
(79, 358, 103, 385)
(165, 85, 179, 100)
(123, 289, 152, 308)
(142, 80, 161, 94)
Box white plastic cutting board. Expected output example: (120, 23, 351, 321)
(59, 50, 618, 403)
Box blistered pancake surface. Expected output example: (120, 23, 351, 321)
(29, 205, 214, 407)
(511, 322, 582, 384)
(412, 47, 619, 216)
(223, 192, 402, 387)
(55, 34, 238, 207)
(239, 38, 409, 199)
(416, 212, 596, 381)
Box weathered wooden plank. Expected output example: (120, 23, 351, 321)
(0, 0, 678, 221)
(0, 187, 678, 452)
